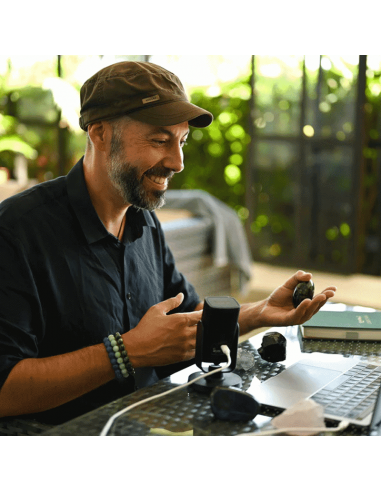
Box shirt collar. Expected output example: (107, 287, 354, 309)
(66, 157, 156, 245)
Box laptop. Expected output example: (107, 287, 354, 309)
(250, 352, 381, 432)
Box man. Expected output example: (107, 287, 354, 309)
(0, 62, 336, 424)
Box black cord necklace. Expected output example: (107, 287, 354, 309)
(117, 215, 125, 240)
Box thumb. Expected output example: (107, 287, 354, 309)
(161, 292, 184, 314)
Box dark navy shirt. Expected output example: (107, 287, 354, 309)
(0, 157, 199, 423)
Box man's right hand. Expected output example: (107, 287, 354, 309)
(123, 293, 202, 367)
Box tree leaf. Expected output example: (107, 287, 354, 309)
(0, 136, 37, 159)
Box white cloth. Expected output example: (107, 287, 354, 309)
(271, 399, 326, 436)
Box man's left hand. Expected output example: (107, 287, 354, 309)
(239, 270, 337, 332)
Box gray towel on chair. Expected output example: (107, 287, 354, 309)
(163, 190, 252, 292)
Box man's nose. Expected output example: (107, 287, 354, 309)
(164, 145, 184, 173)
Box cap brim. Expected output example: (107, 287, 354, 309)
(127, 100, 213, 128)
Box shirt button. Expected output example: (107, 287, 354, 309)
(127, 293, 132, 300)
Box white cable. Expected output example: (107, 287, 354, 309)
(237, 419, 350, 436)
(100, 344, 231, 436)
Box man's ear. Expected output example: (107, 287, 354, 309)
(87, 121, 112, 152)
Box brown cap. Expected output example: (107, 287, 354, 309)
(79, 61, 213, 131)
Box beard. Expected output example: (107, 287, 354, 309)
(106, 131, 173, 212)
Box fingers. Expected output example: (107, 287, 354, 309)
(320, 286, 337, 295)
(295, 270, 313, 283)
(176, 310, 203, 327)
(154, 293, 203, 325)
(159, 292, 185, 314)
(286, 271, 337, 299)
(168, 314, 199, 361)
(291, 298, 319, 324)
(283, 270, 312, 290)
(294, 288, 336, 323)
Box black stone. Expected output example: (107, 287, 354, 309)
(293, 280, 315, 308)
(210, 386, 260, 422)
(258, 332, 287, 362)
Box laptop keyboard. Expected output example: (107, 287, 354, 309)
(310, 362, 381, 421)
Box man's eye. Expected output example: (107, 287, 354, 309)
(153, 140, 167, 145)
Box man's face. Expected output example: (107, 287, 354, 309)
(106, 119, 189, 211)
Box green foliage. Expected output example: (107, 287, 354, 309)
(0, 114, 14, 133)
(356, 66, 381, 274)
(175, 57, 377, 274)
(0, 76, 40, 175)
(0, 112, 37, 160)
(170, 77, 252, 216)
(0, 135, 37, 159)
(0, 79, 64, 180)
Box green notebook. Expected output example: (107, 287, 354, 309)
(300, 310, 381, 341)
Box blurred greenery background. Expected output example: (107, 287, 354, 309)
(0, 55, 380, 276)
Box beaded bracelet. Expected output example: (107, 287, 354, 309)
(103, 337, 124, 383)
(114, 332, 135, 377)
(103, 332, 135, 383)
